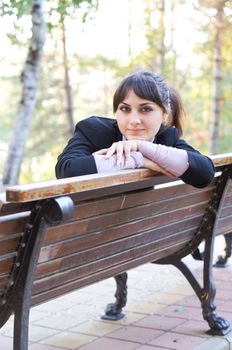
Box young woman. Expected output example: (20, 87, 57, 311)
(55, 70, 214, 188)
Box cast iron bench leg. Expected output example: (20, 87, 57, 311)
(14, 301, 30, 350)
(101, 272, 128, 320)
(201, 235, 231, 335)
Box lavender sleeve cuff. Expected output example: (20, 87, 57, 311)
(138, 141, 189, 177)
(93, 152, 144, 173)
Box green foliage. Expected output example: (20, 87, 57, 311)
(1, 0, 232, 183)
(47, 0, 98, 29)
(0, 0, 32, 17)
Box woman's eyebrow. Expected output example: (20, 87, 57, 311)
(121, 102, 130, 106)
(121, 102, 153, 106)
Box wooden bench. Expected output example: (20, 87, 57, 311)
(0, 153, 232, 350)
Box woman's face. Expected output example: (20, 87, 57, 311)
(116, 89, 165, 141)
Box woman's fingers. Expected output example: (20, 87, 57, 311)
(115, 142, 124, 166)
(105, 141, 138, 164)
(124, 142, 133, 164)
(105, 143, 117, 159)
(92, 148, 108, 155)
(105, 142, 124, 165)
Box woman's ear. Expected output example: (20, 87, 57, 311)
(163, 113, 168, 124)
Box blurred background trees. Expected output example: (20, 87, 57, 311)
(0, 0, 231, 186)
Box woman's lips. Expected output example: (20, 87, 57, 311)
(127, 129, 144, 133)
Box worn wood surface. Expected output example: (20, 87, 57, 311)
(30, 180, 214, 304)
(4, 153, 232, 203)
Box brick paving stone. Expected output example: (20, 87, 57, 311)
(78, 337, 140, 350)
(135, 346, 172, 350)
(100, 312, 146, 326)
(174, 295, 200, 308)
(171, 320, 211, 337)
(40, 331, 96, 349)
(145, 292, 185, 305)
(70, 319, 123, 336)
(29, 325, 60, 343)
(106, 325, 163, 343)
(0, 335, 13, 350)
(61, 304, 102, 319)
(125, 300, 164, 314)
(215, 289, 232, 301)
(136, 345, 172, 350)
(213, 268, 232, 281)
(33, 299, 72, 314)
(133, 315, 185, 331)
(1, 323, 59, 343)
(216, 280, 232, 290)
(29, 344, 66, 350)
(32, 313, 86, 331)
(156, 304, 203, 322)
(0, 319, 14, 337)
(29, 310, 49, 323)
(162, 285, 194, 297)
(148, 331, 206, 350)
(193, 334, 232, 350)
(60, 291, 94, 304)
(215, 300, 232, 312)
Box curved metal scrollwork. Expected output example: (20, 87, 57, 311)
(0, 196, 74, 349)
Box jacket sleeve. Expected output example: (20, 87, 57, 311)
(55, 126, 97, 178)
(172, 129, 215, 188)
(55, 116, 120, 179)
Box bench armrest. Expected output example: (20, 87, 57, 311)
(4, 153, 232, 203)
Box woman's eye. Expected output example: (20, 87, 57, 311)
(141, 107, 152, 112)
(120, 106, 129, 112)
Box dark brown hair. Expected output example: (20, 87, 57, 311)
(113, 70, 184, 136)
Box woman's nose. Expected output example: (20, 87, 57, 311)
(130, 113, 141, 124)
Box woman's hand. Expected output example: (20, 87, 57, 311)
(93, 141, 175, 178)
(93, 140, 139, 166)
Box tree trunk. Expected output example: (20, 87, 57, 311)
(210, 0, 226, 155)
(3, 0, 45, 185)
(61, 20, 75, 137)
(158, 0, 165, 74)
(128, 0, 132, 59)
(170, 0, 177, 81)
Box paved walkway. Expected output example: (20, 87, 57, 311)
(1, 238, 232, 350)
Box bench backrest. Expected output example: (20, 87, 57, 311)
(0, 154, 231, 310)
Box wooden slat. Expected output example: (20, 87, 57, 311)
(216, 216, 232, 235)
(6, 169, 159, 203)
(0, 236, 21, 256)
(39, 214, 202, 266)
(5, 153, 232, 203)
(43, 185, 212, 245)
(0, 201, 33, 217)
(37, 199, 206, 275)
(36, 220, 199, 279)
(71, 183, 213, 221)
(39, 191, 208, 262)
(0, 256, 15, 276)
(0, 215, 28, 238)
(211, 153, 232, 167)
(31, 240, 188, 306)
(34, 228, 195, 295)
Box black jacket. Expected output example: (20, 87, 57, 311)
(55, 116, 215, 188)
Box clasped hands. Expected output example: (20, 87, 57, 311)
(93, 140, 175, 178)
